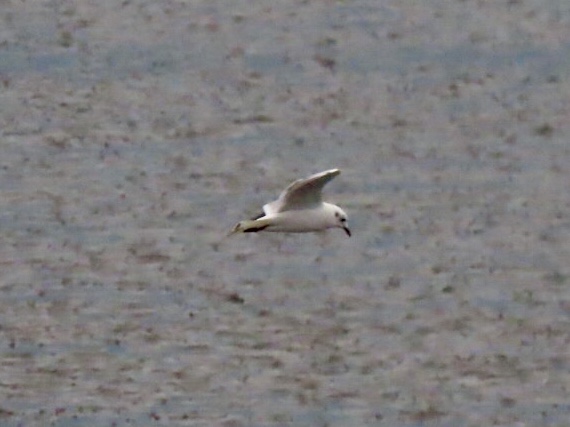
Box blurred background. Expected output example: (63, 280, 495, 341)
(1, 1, 569, 425)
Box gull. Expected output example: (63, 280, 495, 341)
(229, 168, 350, 237)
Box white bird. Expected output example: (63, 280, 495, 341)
(229, 169, 350, 237)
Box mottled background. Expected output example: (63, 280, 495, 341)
(1, 1, 570, 426)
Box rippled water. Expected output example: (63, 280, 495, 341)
(1, 1, 569, 426)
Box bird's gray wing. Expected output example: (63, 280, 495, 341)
(263, 169, 341, 213)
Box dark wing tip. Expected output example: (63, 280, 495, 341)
(249, 212, 266, 221)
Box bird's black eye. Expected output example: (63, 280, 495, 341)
(340, 217, 346, 222)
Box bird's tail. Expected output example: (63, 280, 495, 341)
(227, 218, 271, 236)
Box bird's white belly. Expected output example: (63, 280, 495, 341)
(265, 209, 329, 232)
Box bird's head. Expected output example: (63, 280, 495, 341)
(332, 207, 351, 237)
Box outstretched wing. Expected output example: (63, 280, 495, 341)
(263, 169, 341, 213)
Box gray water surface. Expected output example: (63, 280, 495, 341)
(1, 1, 570, 426)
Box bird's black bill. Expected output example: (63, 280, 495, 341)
(343, 226, 351, 237)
